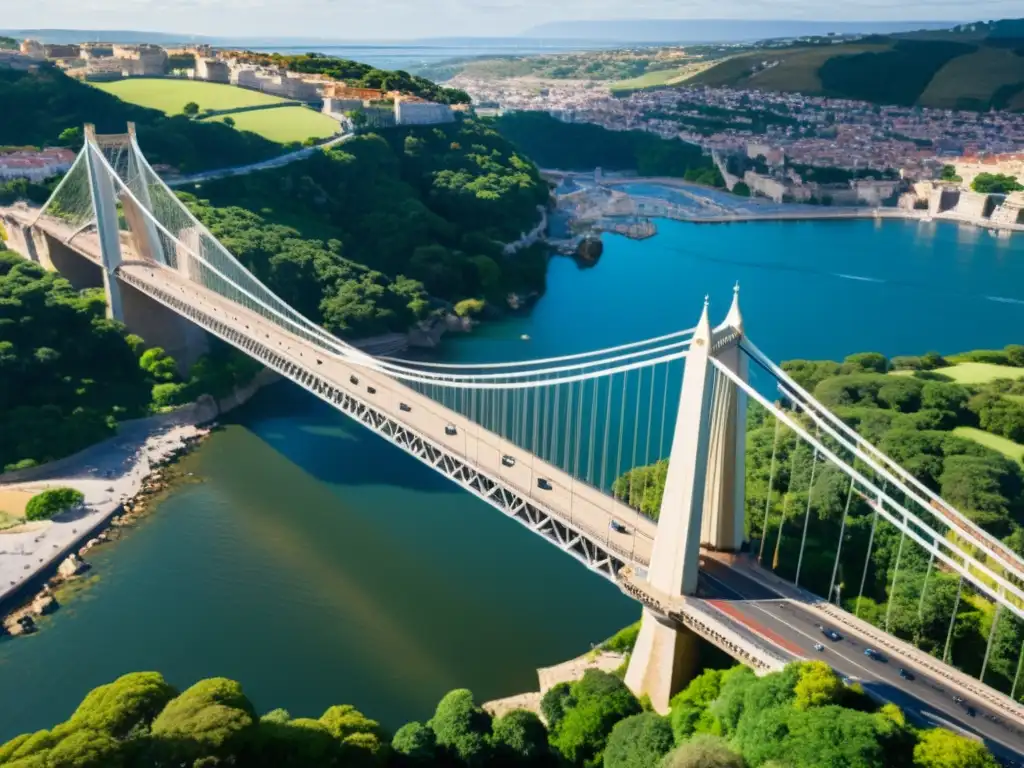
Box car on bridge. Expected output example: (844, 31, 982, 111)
(864, 648, 886, 662)
(609, 520, 628, 534)
(537, 478, 552, 491)
(898, 668, 914, 681)
(350, 375, 359, 385)
(502, 455, 516, 468)
(400, 403, 411, 412)
(445, 424, 457, 436)
(819, 625, 842, 641)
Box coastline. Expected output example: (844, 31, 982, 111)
(0, 368, 281, 633)
(545, 170, 1024, 234)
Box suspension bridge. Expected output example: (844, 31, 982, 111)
(5, 125, 1024, 761)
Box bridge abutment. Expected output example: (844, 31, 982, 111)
(625, 609, 701, 713)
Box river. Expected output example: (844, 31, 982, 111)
(1, 218, 1022, 739)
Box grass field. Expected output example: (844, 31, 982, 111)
(917, 46, 1024, 109)
(953, 427, 1024, 464)
(931, 362, 1024, 385)
(689, 43, 890, 93)
(203, 107, 339, 144)
(610, 61, 716, 93)
(93, 79, 289, 115)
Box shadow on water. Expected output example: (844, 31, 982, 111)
(226, 380, 458, 495)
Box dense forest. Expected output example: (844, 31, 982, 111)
(222, 51, 471, 105)
(185, 119, 551, 335)
(493, 112, 724, 185)
(0, 247, 260, 472)
(616, 347, 1024, 699)
(0, 66, 281, 173)
(0, 658, 996, 768)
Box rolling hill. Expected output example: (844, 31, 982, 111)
(686, 25, 1024, 110)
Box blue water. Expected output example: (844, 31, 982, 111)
(252, 40, 618, 71)
(442, 218, 1024, 367)
(0, 217, 1021, 740)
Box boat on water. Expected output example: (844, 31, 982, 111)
(521, 334, 530, 341)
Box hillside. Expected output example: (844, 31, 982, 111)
(0, 66, 281, 172)
(687, 33, 1024, 110)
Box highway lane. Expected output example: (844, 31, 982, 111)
(699, 560, 1024, 765)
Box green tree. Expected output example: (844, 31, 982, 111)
(25, 487, 84, 521)
(149, 678, 257, 763)
(603, 712, 674, 768)
(69, 671, 177, 738)
(540, 682, 573, 730)
(912, 723, 999, 768)
(660, 734, 745, 768)
(550, 670, 641, 766)
(223, 116, 236, 128)
(183, 101, 200, 117)
(490, 709, 549, 764)
(59, 126, 84, 148)
(392, 722, 436, 763)
(139, 347, 178, 383)
(428, 689, 492, 766)
(732, 182, 751, 197)
(792, 661, 843, 710)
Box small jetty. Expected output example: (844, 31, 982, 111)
(596, 219, 657, 240)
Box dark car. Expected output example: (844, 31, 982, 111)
(966, 706, 977, 717)
(367, 386, 376, 395)
(820, 626, 842, 642)
(501, 455, 516, 468)
(898, 668, 914, 681)
(399, 403, 411, 412)
(349, 375, 359, 385)
(864, 648, 886, 662)
(537, 478, 552, 491)
(445, 424, 457, 436)
(609, 520, 628, 534)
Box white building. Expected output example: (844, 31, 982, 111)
(195, 58, 230, 83)
(0, 148, 77, 182)
(394, 97, 454, 126)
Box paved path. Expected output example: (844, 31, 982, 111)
(0, 423, 205, 607)
(167, 132, 353, 188)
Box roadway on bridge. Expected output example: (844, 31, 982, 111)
(700, 559, 1024, 765)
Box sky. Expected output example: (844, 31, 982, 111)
(4, 0, 1023, 39)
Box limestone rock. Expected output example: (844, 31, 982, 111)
(31, 593, 57, 616)
(58, 553, 88, 579)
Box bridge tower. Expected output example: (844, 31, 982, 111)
(83, 124, 127, 322)
(82, 124, 209, 370)
(624, 287, 748, 712)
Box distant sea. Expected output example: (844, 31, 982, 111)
(231, 39, 622, 71)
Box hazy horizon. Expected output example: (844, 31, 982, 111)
(1, 0, 1011, 41)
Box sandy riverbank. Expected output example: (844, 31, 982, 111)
(482, 649, 626, 720)
(0, 423, 210, 633)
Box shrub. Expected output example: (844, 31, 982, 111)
(428, 689, 492, 766)
(604, 712, 674, 768)
(392, 721, 435, 762)
(25, 487, 84, 521)
(660, 734, 745, 768)
(70, 671, 177, 738)
(454, 298, 486, 317)
(601, 621, 641, 653)
(490, 709, 549, 763)
(540, 682, 573, 729)
(551, 670, 641, 765)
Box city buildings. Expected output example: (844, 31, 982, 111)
(450, 73, 1024, 188)
(0, 148, 77, 182)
